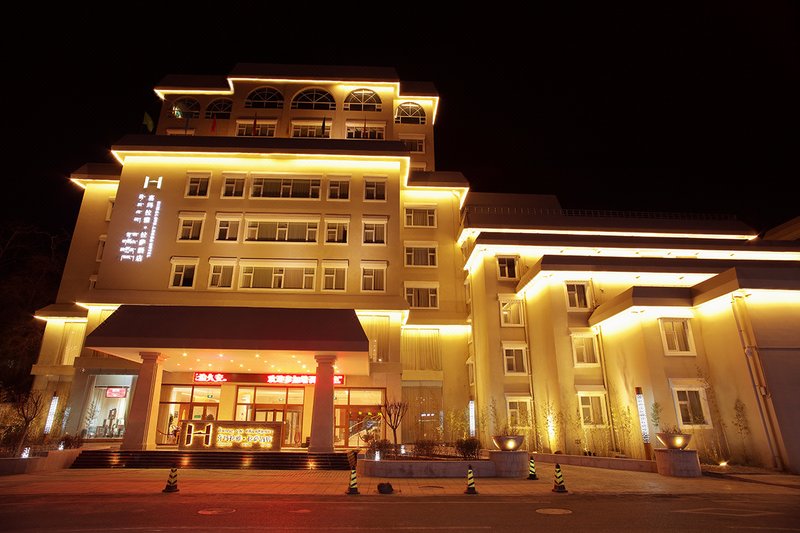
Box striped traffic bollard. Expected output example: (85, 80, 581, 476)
(464, 464, 478, 494)
(527, 457, 538, 480)
(162, 466, 179, 493)
(346, 468, 360, 495)
(552, 463, 568, 493)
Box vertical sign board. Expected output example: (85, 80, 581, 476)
(119, 176, 162, 262)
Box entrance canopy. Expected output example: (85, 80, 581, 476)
(84, 305, 370, 375)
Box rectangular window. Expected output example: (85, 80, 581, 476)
(579, 393, 608, 426)
(245, 220, 318, 243)
(239, 263, 316, 290)
(499, 297, 524, 327)
(177, 216, 204, 241)
(405, 284, 438, 309)
(215, 217, 240, 242)
(328, 180, 350, 200)
(566, 282, 591, 310)
(361, 265, 386, 292)
(221, 176, 245, 197)
(169, 258, 198, 289)
(208, 262, 235, 289)
(506, 397, 532, 428)
(401, 329, 442, 371)
(322, 262, 347, 291)
(673, 389, 710, 428)
(572, 335, 599, 366)
(346, 123, 385, 139)
(291, 122, 330, 138)
(364, 179, 386, 201)
(363, 220, 387, 244)
(404, 244, 437, 267)
(251, 177, 321, 199)
(503, 343, 528, 375)
(404, 207, 436, 227)
(399, 136, 425, 153)
(325, 221, 349, 244)
(235, 121, 276, 137)
(185, 174, 210, 197)
(497, 256, 518, 279)
(660, 318, 696, 355)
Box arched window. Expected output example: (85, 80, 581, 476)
(171, 97, 201, 119)
(205, 99, 233, 119)
(394, 102, 426, 125)
(291, 88, 336, 110)
(245, 87, 284, 109)
(344, 89, 382, 112)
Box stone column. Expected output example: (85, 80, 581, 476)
(308, 355, 337, 453)
(121, 352, 167, 451)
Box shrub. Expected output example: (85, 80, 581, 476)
(61, 433, 84, 449)
(413, 439, 438, 457)
(367, 438, 394, 459)
(456, 437, 481, 460)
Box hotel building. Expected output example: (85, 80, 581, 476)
(30, 64, 800, 471)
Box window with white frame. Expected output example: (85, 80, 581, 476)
(394, 102, 427, 124)
(405, 282, 439, 309)
(321, 260, 347, 291)
(169, 257, 198, 288)
(343, 89, 382, 111)
(185, 174, 210, 197)
(177, 212, 205, 242)
(578, 392, 608, 426)
(251, 177, 321, 199)
(346, 121, 385, 139)
(404, 206, 436, 227)
(244, 217, 318, 243)
(497, 256, 518, 279)
(404, 242, 437, 267)
(208, 259, 235, 289)
(96, 235, 107, 262)
(171, 97, 200, 119)
(364, 178, 387, 201)
(565, 282, 591, 310)
(235, 120, 276, 137)
(239, 260, 316, 291)
(361, 262, 386, 292)
(399, 135, 425, 153)
(244, 87, 284, 109)
(362, 218, 387, 244)
(659, 318, 696, 355)
(328, 179, 350, 200)
(571, 332, 599, 366)
(324, 218, 349, 244)
(291, 88, 335, 110)
(215, 215, 241, 242)
(499, 297, 524, 327)
(506, 397, 533, 428)
(221, 175, 245, 197)
(502, 342, 528, 375)
(291, 120, 330, 138)
(670, 380, 711, 429)
(205, 98, 232, 119)
(59, 322, 86, 366)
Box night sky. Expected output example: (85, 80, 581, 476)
(5, 4, 797, 234)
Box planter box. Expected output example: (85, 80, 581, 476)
(532, 452, 657, 473)
(654, 449, 701, 477)
(0, 448, 82, 476)
(488, 450, 529, 477)
(359, 459, 495, 478)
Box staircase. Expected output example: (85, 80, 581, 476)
(71, 449, 355, 470)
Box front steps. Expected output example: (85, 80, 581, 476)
(71, 449, 355, 470)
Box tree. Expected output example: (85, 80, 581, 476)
(12, 390, 46, 456)
(382, 399, 408, 452)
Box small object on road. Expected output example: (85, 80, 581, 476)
(346, 468, 360, 495)
(464, 464, 478, 494)
(552, 463, 568, 493)
(162, 465, 180, 493)
(377, 482, 394, 494)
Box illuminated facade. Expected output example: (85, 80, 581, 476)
(30, 64, 800, 471)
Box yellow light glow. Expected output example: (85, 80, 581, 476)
(355, 309, 409, 324)
(396, 96, 440, 125)
(546, 415, 556, 447)
(457, 226, 757, 243)
(745, 289, 800, 305)
(401, 324, 472, 335)
(402, 188, 470, 209)
(69, 178, 120, 190)
(228, 77, 400, 89)
(33, 316, 88, 323)
(75, 302, 121, 311)
(515, 269, 716, 297)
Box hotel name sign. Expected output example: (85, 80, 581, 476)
(179, 420, 283, 451)
(193, 372, 345, 386)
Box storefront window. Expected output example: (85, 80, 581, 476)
(156, 384, 221, 445)
(334, 388, 385, 447)
(234, 386, 304, 447)
(81, 375, 134, 440)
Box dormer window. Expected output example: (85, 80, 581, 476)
(291, 88, 336, 110)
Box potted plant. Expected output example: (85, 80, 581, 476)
(655, 425, 692, 450)
(491, 424, 524, 451)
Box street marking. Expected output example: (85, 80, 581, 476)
(673, 508, 781, 517)
(536, 508, 573, 515)
(197, 508, 236, 515)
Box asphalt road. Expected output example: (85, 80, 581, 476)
(1, 492, 798, 532)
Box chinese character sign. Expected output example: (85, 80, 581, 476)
(119, 176, 162, 262)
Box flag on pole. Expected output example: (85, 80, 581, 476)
(364, 115, 368, 139)
(142, 112, 154, 133)
(320, 116, 326, 137)
(253, 112, 258, 136)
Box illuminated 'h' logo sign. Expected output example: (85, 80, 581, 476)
(143, 176, 163, 189)
(184, 423, 213, 447)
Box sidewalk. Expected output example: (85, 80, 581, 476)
(0, 460, 797, 497)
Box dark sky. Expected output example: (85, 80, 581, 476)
(5, 3, 798, 234)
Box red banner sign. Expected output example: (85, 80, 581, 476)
(105, 387, 128, 398)
(193, 372, 344, 385)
